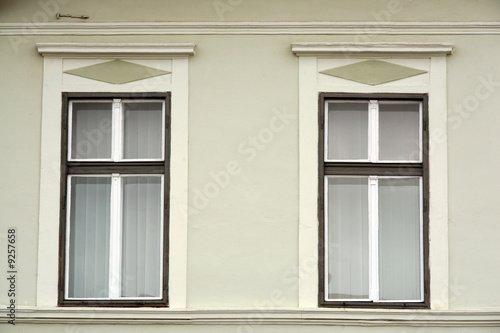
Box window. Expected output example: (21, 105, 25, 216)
(319, 93, 429, 308)
(58, 92, 170, 306)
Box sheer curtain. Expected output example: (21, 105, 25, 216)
(71, 102, 112, 160)
(379, 102, 420, 161)
(378, 178, 421, 300)
(123, 102, 163, 160)
(68, 177, 111, 298)
(121, 176, 162, 298)
(327, 177, 369, 299)
(327, 102, 368, 160)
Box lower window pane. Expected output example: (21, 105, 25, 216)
(121, 176, 163, 298)
(327, 177, 369, 299)
(378, 178, 421, 301)
(68, 177, 111, 298)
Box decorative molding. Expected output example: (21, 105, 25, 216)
(7, 307, 500, 327)
(319, 59, 427, 85)
(36, 51, 189, 307)
(292, 42, 454, 57)
(2, 21, 500, 36)
(36, 43, 196, 58)
(64, 59, 171, 84)
(295, 46, 450, 309)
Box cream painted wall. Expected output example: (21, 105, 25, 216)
(1, 0, 500, 22)
(186, 35, 299, 307)
(446, 35, 500, 310)
(0, 37, 43, 307)
(0, 2, 500, 314)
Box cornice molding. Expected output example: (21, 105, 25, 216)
(291, 42, 454, 56)
(7, 307, 500, 326)
(36, 43, 196, 57)
(2, 21, 500, 36)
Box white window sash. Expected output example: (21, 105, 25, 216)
(368, 176, 379, 301)
(325, 100, 423, 163)
(68, 99, 166, 163)
(65, 174, 164, 300)
(324, 175, 424, 302)
(108, 173, 122, 299)
(64, 174, 111, 300)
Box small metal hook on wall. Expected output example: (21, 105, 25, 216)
(56, 13, 89, 19)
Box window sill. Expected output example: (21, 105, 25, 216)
(8, 307, 500, 327)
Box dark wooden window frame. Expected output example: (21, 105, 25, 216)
(318, 92, 430, 309)
(58, 92, 171, 307)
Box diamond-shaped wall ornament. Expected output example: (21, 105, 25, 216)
(320, 60, 427, 85)
(64, 59, 170, 84)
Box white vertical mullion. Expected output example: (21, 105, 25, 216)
(324, 176, 330, 299)
(324, 101, 329, 161)
(64, 176, 73, 299)
(369, 100, 379, 162)
(158, 175, 165, 298)
(67, 101, 74, 161)
(161, 101, 166, 161)
(419, 102, 423, 162)
(368, 176, 379, 302)
(112, 99, 122, 162)
(109, 174, 122, 299)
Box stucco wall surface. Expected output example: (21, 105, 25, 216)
(0, 1, 499, 330)
(1, 0, 500, 22)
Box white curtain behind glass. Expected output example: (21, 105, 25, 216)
(123, 102, 163, 160)
(68, 177, 111, 298)
(327, 102, 368, 160)
(327, 177, 369, 299)
(121, 176, 162, 298)
(379, 102, 420, 161)
(378, 178, 421, 300)
(71, 102, 112, 160)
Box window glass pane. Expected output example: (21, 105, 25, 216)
(327, 177, 369, 299)
(71, 102, 112, 159)
(379, 178, 421, 301)
(68, 177, 111, 298)
(121, 176, 162, 298)
(327, 102, 368, 160)
(379, 102, 420, 161)
(123, 102, 163, 159)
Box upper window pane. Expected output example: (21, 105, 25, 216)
(327, 102, 368, 160)
(71, 102, 112, 160)
(123, 102, 163, 160)
(379, 102, 420, 161)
